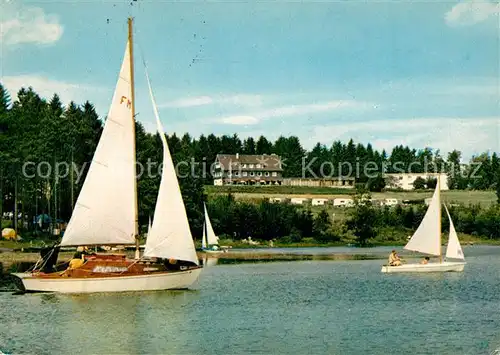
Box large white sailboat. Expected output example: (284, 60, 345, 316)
(201, 202, 221, 253)
(381, 177, 466, 273)
(12, 18, 203, 293)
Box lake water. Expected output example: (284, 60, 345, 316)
(1, 246, 500, 355)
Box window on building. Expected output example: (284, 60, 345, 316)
(265, 172, 270, 177)
(242, 171, 247, 177)
(257, 172, 262, 176)
(249, 164, 254, 168)
(272, 172, 277, 177)
(234, 172, 239, 176)
(241, 164, 247, 168)
(256, 164, 262, 168)
(250, 172, 254, 176)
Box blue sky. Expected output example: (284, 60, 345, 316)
(1, 0, 499, 160)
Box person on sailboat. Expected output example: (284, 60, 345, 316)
(420, 256, 430, 264)
(388, 250, 402, 266)
(162, 258, 198, 271)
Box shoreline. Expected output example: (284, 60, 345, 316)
(2, 243, 499, 272)
(0, 249, 403, 272)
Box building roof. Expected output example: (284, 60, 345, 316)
(216, 154, 283, 171)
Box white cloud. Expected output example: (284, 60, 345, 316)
(219, 115, 260, 125)
(0, 4, 63, 46)
(2, 74, 106, 112)
(311, 117, 499, 160)
(160, 96, 213, 108)
(216, 100, 371, 125)
(445, 0, 500, 26)
(159, 94, 263, 108)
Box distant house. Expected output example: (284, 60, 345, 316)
(385, 173, 448, 191)
(333, 198, 354, 207)
(290, 197, 309, 205)
(311, 198, 329, 206)
(359, 198, 376, 206)
(213, 153, 284, 186)
(270, 197, 285, 203)
(282, 177, 355, 189)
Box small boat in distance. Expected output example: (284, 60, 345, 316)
(201, 203, 224, 253)
(12, 17, 202, 293)
(381, 176, 466, 273)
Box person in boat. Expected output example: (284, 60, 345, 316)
(68, 257, 84, 270)
(420, 256, 430, 264)
(162, 258, 197, 271)
(63, 251, 85, 273)
(388, 250, 402, 266)
(64, 246, 94, 272)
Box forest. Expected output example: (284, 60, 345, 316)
(0, 83, 499, 242)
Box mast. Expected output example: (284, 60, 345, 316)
(70, 148, 74, 209)
(438, 173, 442, 263)
(128, 17, 140, 259)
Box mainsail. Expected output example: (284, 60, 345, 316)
(444, 205, 465, 260)
(204, 203, 219, 246)
(403, 183, 442, 256)
(61, 40, 137, 246)
(142, 64, 199, 265)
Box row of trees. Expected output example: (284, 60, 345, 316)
(0, 83, 499, 238)
(205, 193, 500, 244)
(206, 194, 336, 242)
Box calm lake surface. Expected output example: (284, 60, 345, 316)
(1, 246, 500, 355)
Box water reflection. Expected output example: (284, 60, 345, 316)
(45, 289, 204, 354)
(1, 248, 500, 354)
(203, 257, 218, 268)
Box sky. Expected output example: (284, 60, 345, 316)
(1, 0, 499, 161)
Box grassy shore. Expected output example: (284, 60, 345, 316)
(206, 186, 497, 206)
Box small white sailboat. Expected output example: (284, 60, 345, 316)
(201, 202, 221, 253)
(12, 17, 202, 293)
(381, 177, 466, 273)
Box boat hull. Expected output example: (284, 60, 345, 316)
(381, 261, 466, 273)
(12, 268, 202, 293)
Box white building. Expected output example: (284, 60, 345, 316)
(290, 198, 309, 205)
(333, 198, 354, 207)
(270, 197, 284, 203)
(385, 173, 448, 191)
(311, 198, 329, 206)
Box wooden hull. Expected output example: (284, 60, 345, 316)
(11, 253, 203, 293)
(381, 261, 466, 273)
